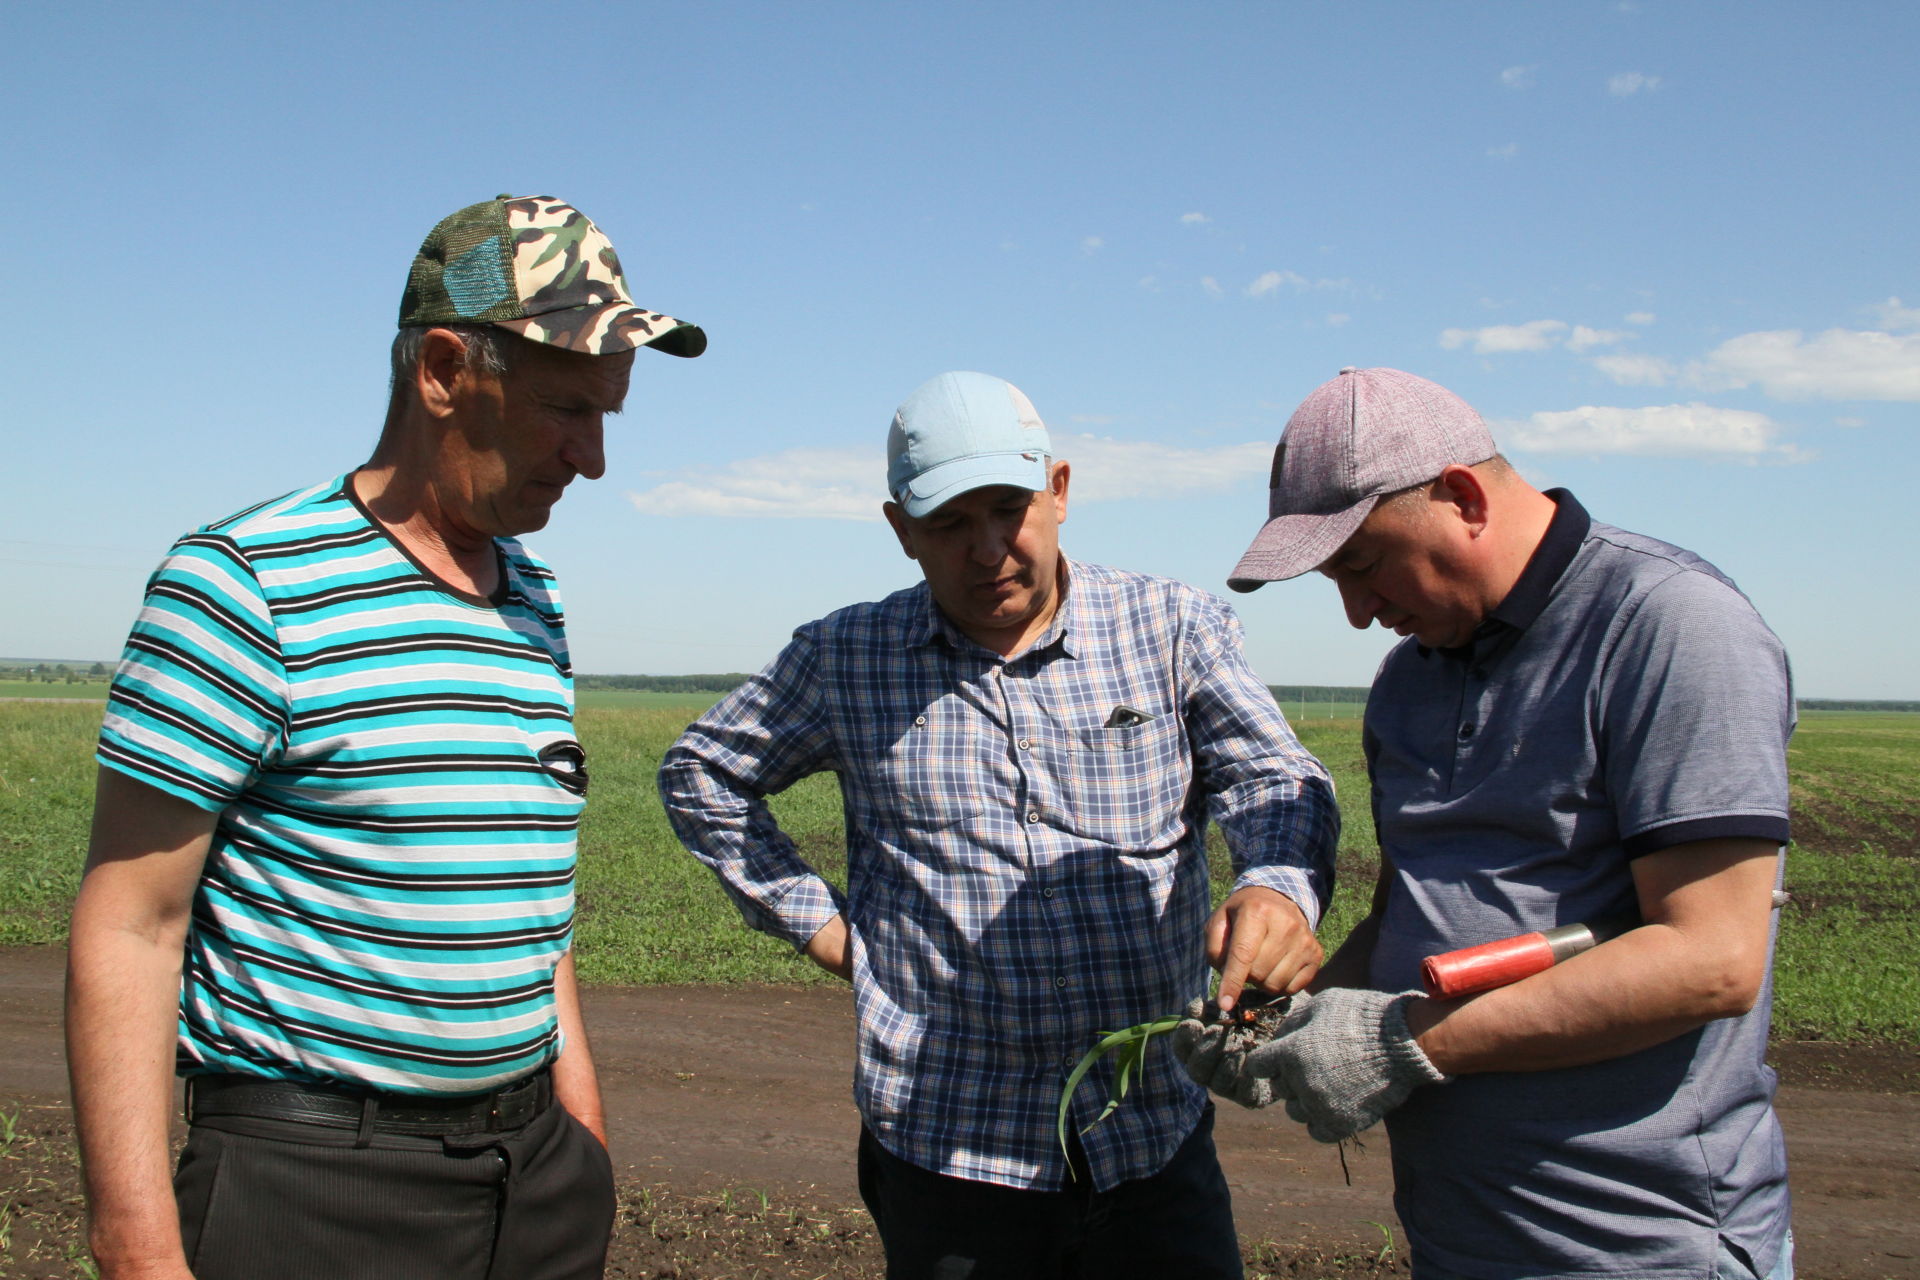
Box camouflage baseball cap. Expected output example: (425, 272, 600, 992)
(398, 194, 706, 357)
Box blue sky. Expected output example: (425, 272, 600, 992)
(5, 2, 1915, 698)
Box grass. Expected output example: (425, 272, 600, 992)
(2, 699, 1915, 1045)
(0, 702, 101, 945)
(0, 680, 111, 701)
(1773, 712, 1920, 1041)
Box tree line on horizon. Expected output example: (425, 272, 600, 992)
(9, 666, 1914, 712)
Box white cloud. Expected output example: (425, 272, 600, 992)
(1486, 143, 1519, 160)
(1246, 269, 1349, 298)
(1505, 403, 1800, 459)
(1180, 212, 1210, 225)
(1081, 235, 1104, 255)
(1057, 435, 1274, 502)
(1566, 325, 1631, 353)
(1439, 319, 1568, 353)
(626, 437, 1274, 522)
(1691, 328, 1920, 400)
(1326, 312, 1351, 328)
(1592, 353, 1676, 386)
(627, 448, 883, 521)
(1248, 270, 1309, 298)
(1625, 310, 1657, 326)
(1069, 414, 1116, 426)
(1137, 275, 1161, 292)
(1201, 276, 1223, 298)
(1870, 296, 1920, 331)
(1608, 71, 1661, 96)
(1499, 65, 1537, 89)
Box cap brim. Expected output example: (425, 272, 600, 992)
(494, 304, 707, 357)
(1226, 496, 1380, 592)
(897, 451, 1050, 518)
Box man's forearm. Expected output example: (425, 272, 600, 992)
(67, 768, 219, 1279)
(66, 909, 193, 1278)
(801, 914, 853, 980)
(1407, 839, 1780, 1075)
(549, 950, 606, 1147)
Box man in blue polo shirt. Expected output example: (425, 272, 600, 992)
(66, 194, 705, 1280)
(1186, 367, 1794, 1279)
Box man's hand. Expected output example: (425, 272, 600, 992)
(1204, 886, 1322, 1011)
(1170, 998, 1281, 1110)
(802, 915, 853, 981)
(1241, 989, 1448, 1143)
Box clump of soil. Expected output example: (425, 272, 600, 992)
(1201, 989, 1295, 1050)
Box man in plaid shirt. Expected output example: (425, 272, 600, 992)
(660, 371, 1339, 1278)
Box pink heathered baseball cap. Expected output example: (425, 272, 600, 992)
(1228, 367, 1495, 590)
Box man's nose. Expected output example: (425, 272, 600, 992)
(1338, 578, 1377, 630)
(969, 525, 1010, 564)
(563, 420, 606, 481)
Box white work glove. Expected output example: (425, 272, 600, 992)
(1169, 997, 1285, 1110)
(1241, 988, 1449, 1142)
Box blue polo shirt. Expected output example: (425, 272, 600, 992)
(1364, 491, 1793, 1279)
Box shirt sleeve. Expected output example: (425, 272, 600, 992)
(1600, 568, 1794, 857)
(656, 631, 849, 949)
(96, 532, 289, 811)
(1182, 597, 1340, 926)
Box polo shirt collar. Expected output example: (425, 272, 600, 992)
(1485, 488, 1591, 633)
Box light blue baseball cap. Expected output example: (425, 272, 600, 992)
(886, 371, 1053, 518)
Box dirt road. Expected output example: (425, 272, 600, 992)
(4, 947, 1915, 1278)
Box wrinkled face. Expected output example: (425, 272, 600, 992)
(1317, 492, 1485, 650)
(448, 340, 634, 537)
(885, 462, 1070, 654)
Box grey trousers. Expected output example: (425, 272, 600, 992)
(174, 1094, 615, 1280)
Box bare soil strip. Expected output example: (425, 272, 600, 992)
(3, 947, 1914, 1279)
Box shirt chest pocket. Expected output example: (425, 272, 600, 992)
(1057, 714, 1191, 848)
(866, 716, 990, 833)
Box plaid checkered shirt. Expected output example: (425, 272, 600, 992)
(659, 559, 1338, 1191)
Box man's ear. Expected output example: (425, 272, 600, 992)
(415, 328, 472, 422)
(1047, 459, 1070, 525)
(882, 501, 919, 560)
(1434, 463, 1490, 538)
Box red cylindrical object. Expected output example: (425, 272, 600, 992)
(1421, 923, 1602, 999)
(1422, 932, 1554, 998)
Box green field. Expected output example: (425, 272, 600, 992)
(0, 679, 113, 700)
(2, 700, 1913, 1043)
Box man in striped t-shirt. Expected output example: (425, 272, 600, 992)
(67, 195, 705, 1280)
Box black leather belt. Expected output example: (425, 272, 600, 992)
(186, 1068, 553, 1138)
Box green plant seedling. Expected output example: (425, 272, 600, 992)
(1055, 1014, 1183, 1170)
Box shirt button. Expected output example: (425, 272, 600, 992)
(1054, 976, 1068, 988)
(1458, 723, 1476, 740)
(1026, 811, 1041, 824)
(914, 715, 927, 726)
(1018, 738, 1032, 750)
(1041, 886, 1055, 898)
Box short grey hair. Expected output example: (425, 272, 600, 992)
(388, 324, 516, 395)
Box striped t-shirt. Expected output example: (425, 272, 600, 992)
(97, 474, 585, 1095)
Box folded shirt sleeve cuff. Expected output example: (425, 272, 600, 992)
(749, 875, 849, 951)
(1231, 865, 1324, 931)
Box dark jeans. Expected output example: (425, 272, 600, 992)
(174, 1090, 615, 1280)
(857, 1105, 1243, 1279)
